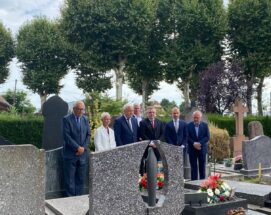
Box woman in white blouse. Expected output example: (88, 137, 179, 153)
(94, 112, 116, 151)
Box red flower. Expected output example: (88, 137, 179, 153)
(141, 177, 147, 188)
(157, 181, 164, 188)
(200, 180, 209, 189)
(210, 173, 221, 181)
(209, 178, 218, 189)
(220, 196, 225, 202)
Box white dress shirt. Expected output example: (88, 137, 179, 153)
(94, 125, 116, 151)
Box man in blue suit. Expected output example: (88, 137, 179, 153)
(164, 107, 187, 147)
(62, 101, 91, 196)
(187, 110, 210, 180)
(114, 103, 138, 146)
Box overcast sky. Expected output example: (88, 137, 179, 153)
(0, 0, 270, 112)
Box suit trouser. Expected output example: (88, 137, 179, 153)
(189, 151, 206, 180)
(64, 157, 86, 196)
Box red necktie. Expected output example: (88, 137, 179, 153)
(151, 120, 155, 128)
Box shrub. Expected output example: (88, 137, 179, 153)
(208, 123, 230, 162)
(0, 113, 43, 148)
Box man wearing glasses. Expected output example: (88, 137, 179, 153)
(62, 101, 91, 196)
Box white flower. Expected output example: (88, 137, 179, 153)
(207, 197, 211, 203)
(215, 188, 220, 195)
(223, 182, 230, 190)
(197, 189, 202, 193)
(225, 190, 230, 197)
(207, 189, 214, 197)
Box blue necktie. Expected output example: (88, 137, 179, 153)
(76, 117, 80, 129)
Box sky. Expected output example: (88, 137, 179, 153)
(0, 0, 270, 112)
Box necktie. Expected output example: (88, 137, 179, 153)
(76, 117, 80, 129)
(195, 124, 199, 137)
(174, 120, 179, 133)
(151, 120, 155, 129)
(127, 118, 133, 131)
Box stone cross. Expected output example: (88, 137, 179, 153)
(232, 99, 248, 136)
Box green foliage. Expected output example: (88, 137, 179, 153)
(16, 17, 69, 104)
(164, 0, 227, 100)
(208, 114, 271, 137)
(3, 89, 35, 114)
(0, 22, 14, 84)
(0, 113, 43, 148)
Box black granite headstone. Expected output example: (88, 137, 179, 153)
(42, 96, 68, 151)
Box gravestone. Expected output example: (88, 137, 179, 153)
(42, 95, 68, 150)
(230, 98, 248, 157)
(248, 121, 264, 140)
(0, 136, 13, 145)
(241, 135, 271, 177)
(0, 144, 45, 214)
(89, 141, 184, 215)
(45, 147, 89, 199)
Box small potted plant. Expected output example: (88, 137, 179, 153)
(234, 155, 243, 170)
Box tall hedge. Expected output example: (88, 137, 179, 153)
(0, 114, 43, 148)
(208, 114, 271, 137)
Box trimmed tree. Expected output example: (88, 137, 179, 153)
(0, 22, 14, 84)
(61, 0, 158, 100)
(16, 17, 70, 107)
(228, 0, 271, 114)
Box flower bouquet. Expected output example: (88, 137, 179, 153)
(227, 207, 246, 215)
(139, 173, 164, 192)
(198, 174, 232, 204)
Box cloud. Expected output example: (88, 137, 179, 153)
(0, 0, 64, 34)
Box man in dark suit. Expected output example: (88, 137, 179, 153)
(62, 101, 91, 196)
(139, 106, 164, 175)
(187, 110, 210, 180)
(164, 107, 187, 147)
(139, 106, 164, 141)
(114, 103, 138, 146)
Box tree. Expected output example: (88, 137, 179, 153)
(164, 0, 227, 108)
(61, 0, 158, 100)
(0, 22, 14, 84)
(16, 17, 70, 107)
(197, 61, 247, 114)
(228, 0, 271, 115)
(3, 89, 35, 114)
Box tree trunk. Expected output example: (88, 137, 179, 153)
(142, 80, 148, 117)
(40, 94, 47, 111)
(246, 75, 254, 115)
(256, 77, 264, 116)
(114, 57, 126, 101)
(182, 81, 190, 109)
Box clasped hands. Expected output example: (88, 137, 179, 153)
(76, 146, 85, 156)
(193, 142, 201, 150)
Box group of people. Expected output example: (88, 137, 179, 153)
(62, 101, 210, 197)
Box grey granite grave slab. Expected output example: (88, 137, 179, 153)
(248, 121, 264, 140)
(45, 147, 89, 199)
(185, 180, 271, 206)
(0, 144, 45, 215)
(89, 141, 184, 215)
(42, 95, 68, 150)
(45, 195, 89, 215)
(242, 135, 271, 176)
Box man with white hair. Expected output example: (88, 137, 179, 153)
(187, 110, 210, 180)
(62, 101, 91, 196)
(114, 103, 138, 146)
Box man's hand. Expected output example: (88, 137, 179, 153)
(76, 146, 85, 156)
(193, 142, 201, 150)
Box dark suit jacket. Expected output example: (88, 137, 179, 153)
(164, 119, 187, 147)
(139, 118, 164, 141)
(62, 114, 91, 160)
(114, 115, 138, 146)
(187, 121, 210, 155)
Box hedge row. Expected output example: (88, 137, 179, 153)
(0, 114, 43, 148)
(208, 114, 271, 137)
